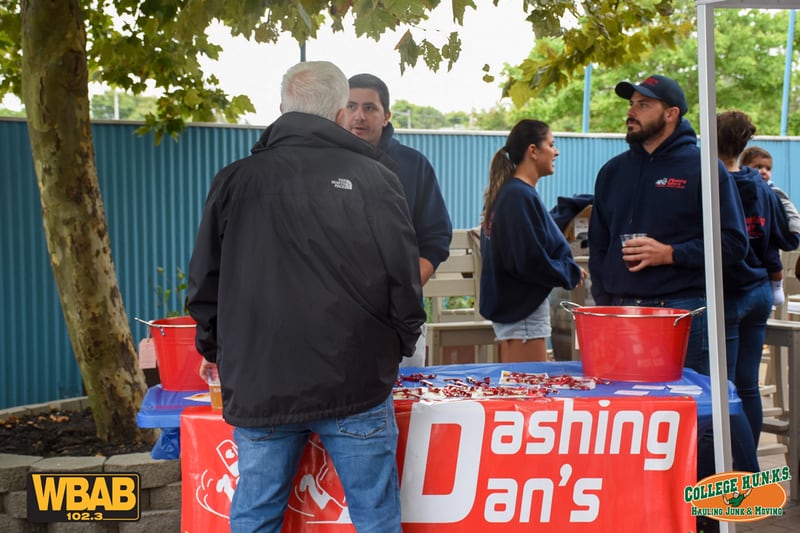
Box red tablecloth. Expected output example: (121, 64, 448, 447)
(181, 394, 696, 532)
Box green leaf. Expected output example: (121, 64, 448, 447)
(183, 89, 200, 109)
(440, 31, 462, 71)
(451, 0, 476, 24)
(419, 39, 442, 71)
(295, 1, 313, 31)
(396, 30, 419, 74)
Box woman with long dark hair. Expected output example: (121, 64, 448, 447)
(717, 111, 797, 454)
(479, 120, 585, 362)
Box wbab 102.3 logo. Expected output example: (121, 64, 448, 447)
(684, 467, 791, 523)
(26, 473, 140, 522)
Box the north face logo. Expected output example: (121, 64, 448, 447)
(331, 178, 352, 190)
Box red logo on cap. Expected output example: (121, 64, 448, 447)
(642, 77, 659, 87)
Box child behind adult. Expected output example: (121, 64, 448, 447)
(479, 120, 586, 362)
(740, 146, 800, 305)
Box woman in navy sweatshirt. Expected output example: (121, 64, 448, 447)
(717, 110, 798, 450)
(479, 120, 585, 362)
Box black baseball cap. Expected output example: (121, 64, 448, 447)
(615, 75, 688, 117)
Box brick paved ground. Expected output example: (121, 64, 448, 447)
(732, 433, 796, 533)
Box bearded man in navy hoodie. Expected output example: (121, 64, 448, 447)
(588, 75, 751, 533)
(588, 74, 748, 376)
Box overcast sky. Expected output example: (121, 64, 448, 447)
(0, 2, 535, 125)
(203, 1, 535, 126)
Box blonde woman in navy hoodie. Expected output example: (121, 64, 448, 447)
(479, 120, 585, 362)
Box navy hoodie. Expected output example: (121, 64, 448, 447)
(588, 119, 749, 304)
(725, 166, 799, 292)
(480, 178, 583, 323)
(377, 122, 452, 269)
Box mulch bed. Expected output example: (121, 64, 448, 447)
(0, 407, 153, 457)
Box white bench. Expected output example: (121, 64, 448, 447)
(424, 229, 497, 365)
(762, 318, 800, 501)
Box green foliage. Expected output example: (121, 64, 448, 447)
(393, 99, 506, 130)
(446, 295, 475, 309)
(152, 266, 188, 318)
(423, 296, 474, 322)
(444, 110, 473, 129)
(5, 1, 797, 137)
(393, 99, 445, 129)
(505, 3, 800, 135)
(473, 105, 513, 130)
(0, 3, 22, 98)
(0, 104, 24, 117)
(90, 90, 158, 120)
(2, 0, 482, 141)
(503, 1, 692, 107)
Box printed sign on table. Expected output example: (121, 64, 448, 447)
(181, 395, 697, 532)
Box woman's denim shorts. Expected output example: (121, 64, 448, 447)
(492, 299, 551, 341)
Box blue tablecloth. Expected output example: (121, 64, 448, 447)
(137, 386, 208, 429)
(137, 360, 746, 459)
(398, 361, 744, 423)
(137, 386, 208, 459)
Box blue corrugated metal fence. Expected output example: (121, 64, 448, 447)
(2, 117, 799, 408)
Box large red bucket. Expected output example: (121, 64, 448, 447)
(561, 302, 705, 382)
(140, 316, 207, 391)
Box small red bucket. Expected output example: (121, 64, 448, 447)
(561, 302, 705, 382)
(137, 316, 207, 391)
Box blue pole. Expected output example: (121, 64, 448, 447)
(781, 10, 796, 136)
(300, 42, 307, 62)
(582, 64, 592, 133)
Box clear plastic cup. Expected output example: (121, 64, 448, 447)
(620, 233, 647, 268)
(205, 365, 222, 410)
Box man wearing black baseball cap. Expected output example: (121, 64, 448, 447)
(615, 75, 689, 117)
(588, 75, 752, 532)
(588, 72, 750, 370)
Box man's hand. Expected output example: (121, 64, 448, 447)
(622, 236, 674, 272)
(577, 267, 588, 287)
(199, 358, 216, 382)
(420, 258, 435, 286)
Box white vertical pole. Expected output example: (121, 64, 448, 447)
(696, 4, 734, 531)
(781, 10, 796, 136)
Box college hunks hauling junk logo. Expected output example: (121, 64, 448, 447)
(684, 467, 790, 522)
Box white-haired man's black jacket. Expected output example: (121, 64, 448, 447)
(188, 112, 425, 427)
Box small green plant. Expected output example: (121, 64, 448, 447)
(152, 266, 189, 317)
(446, 296, 475, 309)
(424, 296, 475, 322)
(424, 297, 433, 322)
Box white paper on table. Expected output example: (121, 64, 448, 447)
(668, 385, 703, 396)
(615, 389, 650, 396)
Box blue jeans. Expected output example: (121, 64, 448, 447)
(612, 295, 751, 480)
(230, 393, 401, 533)
(694, 282, 771, 480)
(724, 281, 772, 446)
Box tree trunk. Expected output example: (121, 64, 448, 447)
(20, 0, 154, 446)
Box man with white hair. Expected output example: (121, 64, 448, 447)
(188, 61, 425, 532)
